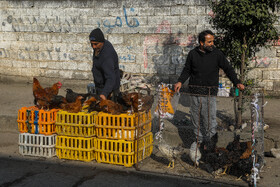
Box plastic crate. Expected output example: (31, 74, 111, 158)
(56, 136, 95, 162)
(18, 133, 56, 158)
(95, 110, 152, 140)
(120, 79, 132, 92)
(17, 106, 58, 135)
(94, 132, 153, 167)
(56, 111, 96, 137)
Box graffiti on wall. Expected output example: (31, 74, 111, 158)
(143, 20, 197, 74)
(252, 56, 273, 68)
(5, 6, 139, 33)
(99, 6, 139, 32)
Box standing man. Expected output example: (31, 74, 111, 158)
(89, 28, 120, 101)
(174, 30, 245, 145)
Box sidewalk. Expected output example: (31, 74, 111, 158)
(0, 82, 280, 187)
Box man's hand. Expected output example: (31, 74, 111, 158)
(100, 94, 106, 100)
(174, 82, 182, 92)
(237, 83, 245, 91)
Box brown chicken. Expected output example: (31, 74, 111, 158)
(60, 96, 83, 113)
(116, 91, 154, 113)
(83, 96, 98, 106)
(240, 141, 252, 159)
(33, 78, 62, 109)
(99, 99, 124, 115)
(45, 81, 62, 96)
(137, 94, 154, 112)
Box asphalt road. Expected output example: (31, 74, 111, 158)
(0, 156, 242, 187)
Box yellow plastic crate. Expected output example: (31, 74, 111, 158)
(94, 132, 153, 167)
(95, 110, 152, 141)
(56, 111, 96, 137)
(56, 136, 95, 162)
(17, 106, 58, 135)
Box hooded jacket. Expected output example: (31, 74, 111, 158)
(178, 47, 240, 95)
(92, 40, 120, 97)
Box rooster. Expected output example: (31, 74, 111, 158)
(33, 78, 62, 109)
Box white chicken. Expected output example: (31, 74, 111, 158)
(189, 141, 201, 167)
(157, 138, 187, 169)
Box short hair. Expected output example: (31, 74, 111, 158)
(198, 30, 214, 44)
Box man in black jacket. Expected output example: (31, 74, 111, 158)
(89, 28, 120, 101)
(174, 30, 244, 144)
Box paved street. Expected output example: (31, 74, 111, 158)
(0, 156, 240, 187)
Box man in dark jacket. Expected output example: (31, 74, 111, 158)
(174, 30, 244, 144)
(89, 28, 120, 101)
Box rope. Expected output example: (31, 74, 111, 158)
(251, 93, 261, 187)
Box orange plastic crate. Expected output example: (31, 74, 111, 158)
(95, 110, 152, 141)
(17, 106, 59, 135)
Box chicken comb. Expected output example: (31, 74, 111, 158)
(57, 81, 62, 88)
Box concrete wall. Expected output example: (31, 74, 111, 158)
(0, 0, 279, 93)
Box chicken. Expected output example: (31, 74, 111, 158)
(119, 91, 154, 112)
(45, 81, 62, 96)
(240, 141, 252, 159)
(137, 94, 154, 112)
(157, 139, 187, 169)
(65, 88, 91, 104)
(60, 96, 83, 113)
(120, 92, 140, 112)
(49, 95, 67, 109)
(99, 99, 124, 115)
(203, 135, 255, 178)
(229, 156, 253, 180)
(83, 96, 102, 113)
(189, 142, 202, 167)
(32, 78, 62, 109)
(226, 134, 242, 154)
(83, 96, 98, 106)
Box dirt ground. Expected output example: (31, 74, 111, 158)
(0, 82, 280, 187)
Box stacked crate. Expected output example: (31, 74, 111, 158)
(94, 110, 153, 167)
(17, 106, 58, 158)
(55, 111, 96, 162)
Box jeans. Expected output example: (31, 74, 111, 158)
(190, 95, 217, 143)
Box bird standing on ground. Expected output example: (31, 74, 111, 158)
(189, 142, 202, 167)
(157, 138, 187, 169)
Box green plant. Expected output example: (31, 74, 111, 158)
(208, 0, 280, 128)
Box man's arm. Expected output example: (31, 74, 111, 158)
(101, 57, 116, 98)
(174, 52, 192, 92)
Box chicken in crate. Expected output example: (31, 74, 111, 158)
(94, 110, 152, 141)
(17, 106, 59, 135)
(83, 88, 154, 141)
